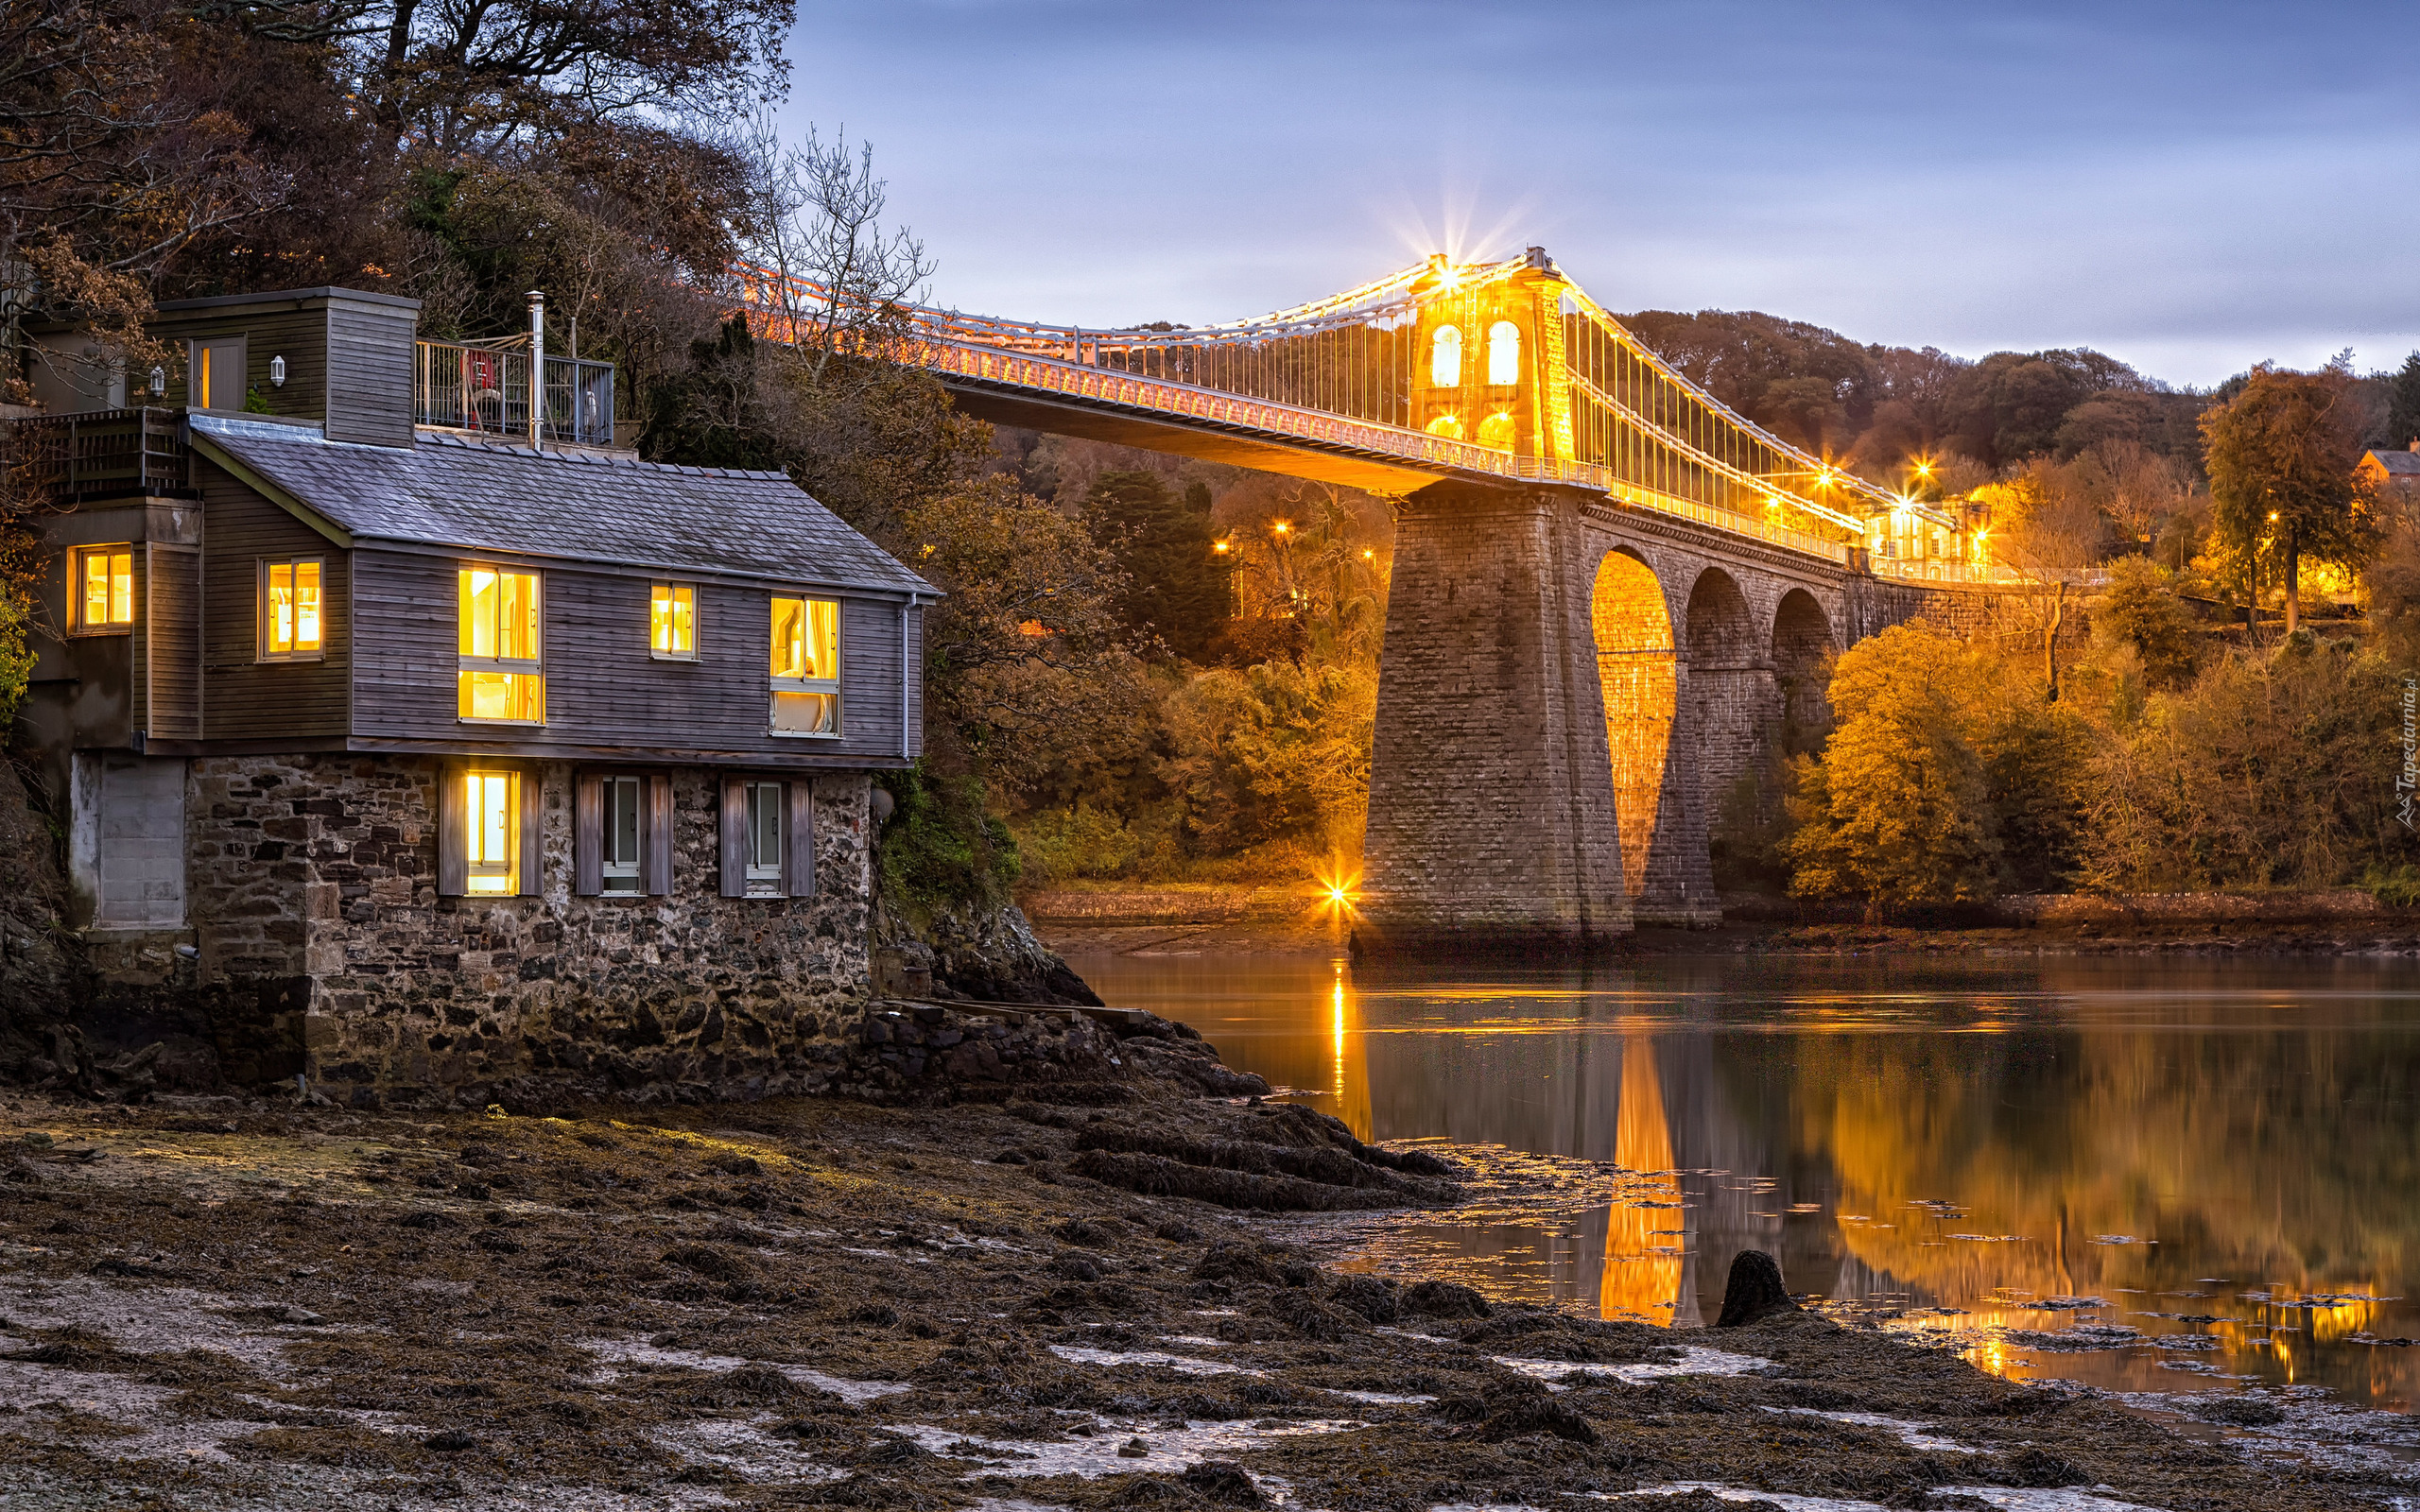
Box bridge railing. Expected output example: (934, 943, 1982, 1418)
(1867, 557, 2109, 589)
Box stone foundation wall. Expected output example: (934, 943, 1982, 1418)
(186, 754, 879, 1104)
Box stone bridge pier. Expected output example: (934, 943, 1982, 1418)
(1357, 480, 1848, 953)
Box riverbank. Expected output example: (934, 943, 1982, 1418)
(0, 1074, 2406, 1508)
(1020, 884, 2420, 959)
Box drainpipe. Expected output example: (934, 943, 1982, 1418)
(527, 290, 545, 451)
(899, 593, 919, 760)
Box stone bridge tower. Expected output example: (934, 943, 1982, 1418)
(1357, 254, 1855, 954)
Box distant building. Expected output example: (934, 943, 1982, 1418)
(2360, 442, 2420, 505)
(6, 287, 932, 1104)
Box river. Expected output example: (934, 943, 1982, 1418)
(1065, 947, 2420, 1413)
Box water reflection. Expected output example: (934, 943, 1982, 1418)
(1075, 951, 2420, 1410)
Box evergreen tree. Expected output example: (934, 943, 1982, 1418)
(1083, 470, 1231, 662)
(2388, 352, 2420, 449)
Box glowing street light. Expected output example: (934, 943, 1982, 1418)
(1272, 521, 1291, 535)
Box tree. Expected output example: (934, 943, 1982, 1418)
(1783, 623, 2090, 907)
(2201, 364, 2381, 634)
(1083, 470, 1229, 663)
(2388, 352, 2420, 450)
(1783, 626, 2000, 908)
(2092, 558, 2200, 689)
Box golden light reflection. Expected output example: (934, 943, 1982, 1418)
(1599, 1036, 1685, 1325)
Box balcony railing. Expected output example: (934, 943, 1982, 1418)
(2, 407, 190, 501)
(413, 340, 615, 447)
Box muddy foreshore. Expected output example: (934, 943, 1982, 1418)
(1019, 885, 2420, 961)
(3, 1036, 2411, 1512)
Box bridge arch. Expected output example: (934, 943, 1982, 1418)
(1590, 549, 1676, 901)
(1772, 588, 1838, 742)
(1683, 569, 1759, 830)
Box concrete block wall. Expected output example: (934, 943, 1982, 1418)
(185, 754, 876, 1101)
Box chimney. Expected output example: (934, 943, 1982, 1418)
(527, 290, 545, 451)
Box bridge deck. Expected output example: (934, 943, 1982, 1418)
(927, 342, 1847, 564)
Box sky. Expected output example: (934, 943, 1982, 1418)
(776, 1, 2420, 389)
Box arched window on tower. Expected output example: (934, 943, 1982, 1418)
(1487, 320, 1521, 386)
(1430, 325, 1462, 388)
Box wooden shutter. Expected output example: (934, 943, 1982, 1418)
(573, 771, 603, 896)
(437, 762, 467, 896)
(645, 774, 673, 896)
(518, 766, 543, 897)
(785, 779, 816, 899)
(718, 776, 747, 897)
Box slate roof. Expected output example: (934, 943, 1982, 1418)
(189, 416, 933, 597)
(2367, 448, 2420, 478)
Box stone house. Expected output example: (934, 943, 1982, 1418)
(9, 286, 933, 1105)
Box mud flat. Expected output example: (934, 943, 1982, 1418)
(0, 1068, 2409, 1510)
(1020, 885, 2420, 960)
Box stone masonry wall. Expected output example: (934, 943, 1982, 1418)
(1360, 483, 1631, 951)
(186, 754, 879, 1105)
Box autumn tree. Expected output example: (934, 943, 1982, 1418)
(2201, 364, 2381, 634)
(1785, 623, 2090, 907)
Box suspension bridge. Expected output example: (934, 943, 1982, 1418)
(741, 249, 2001, 949)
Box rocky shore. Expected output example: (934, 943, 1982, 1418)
(0, 1045, 2405, 1510)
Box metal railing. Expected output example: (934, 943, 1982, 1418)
(413, 339, 616, 447)
(1867, 556, 2110, 589)
(2, 407, 189, 500)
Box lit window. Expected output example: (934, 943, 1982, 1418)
(745, 781, 784, 882)
(458, 565, 543, 722)
(602, 776, 643, 894)
(74, 545, 134, 632)
(1487, 320, 1521, 386)
(260, 558, 323, 659)
(769, 595, 840, 735)
(464, 768, 520, 894)
(650, 582, 695, 658)
(1430, 325, 1462, 388)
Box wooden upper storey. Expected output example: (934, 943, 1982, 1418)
(22, 415, 932, 769)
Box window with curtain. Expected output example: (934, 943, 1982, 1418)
(463, 768, 520, 894)
(73, 545, 134, 633)
(259, 558, 323, 659)
(458, 565, 543, 722)
(650, 582, 695, 658)
(602, 776, 643, 893)
(769, 595, 840, 735)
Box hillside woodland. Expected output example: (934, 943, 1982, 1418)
(4, 0, 2420, 922)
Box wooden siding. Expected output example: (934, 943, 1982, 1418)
(152, 293, 416, 447)
(198, 459, 351, 743)
(324, 299, 417, 448)
(155, 306, 326, 425)
(144, 543, 202, 740)
(348, 549, 914, 765)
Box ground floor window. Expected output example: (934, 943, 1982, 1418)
(576, 771, 671, 898)
(464, 769, 520, 894)
(719, 776, 816, 899)
(441, 762, 536, 899)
